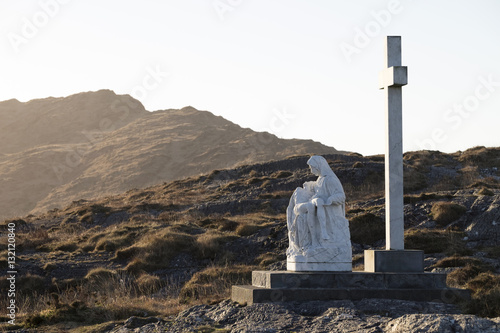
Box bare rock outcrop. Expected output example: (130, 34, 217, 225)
(108, 299, 500, 332)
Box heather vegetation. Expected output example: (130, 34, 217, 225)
(0, 146, 499, 331)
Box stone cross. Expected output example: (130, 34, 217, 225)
(379, 36, 407, 250)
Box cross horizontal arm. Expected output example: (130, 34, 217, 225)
(379, 66, 407, 89)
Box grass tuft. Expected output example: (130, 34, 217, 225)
(235, 223, 263, 236)
(477, 187, 495, 196)
(430, 202, 467, 226)
(179, 265, 254, 304)
(349, 213, 385, 245)
(404, 229, 470, 255)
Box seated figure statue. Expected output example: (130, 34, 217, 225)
(286, 155, 352, 271)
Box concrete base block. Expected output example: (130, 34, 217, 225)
(252, 271, 447, 289)
(364, 249, 424, 272)
(231, 271, 470, 305)
(286, 261, 352, 272)
(232, 285, 469, 305)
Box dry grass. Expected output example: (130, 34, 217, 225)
(352, 253, 364, 271)
(404, 168, 428, 192)
(483, 246, 500, 259)
(432, 256, 491, 269)
(255, 252, 280, 268)
(179, 265, 255, 304)
(404, 150, 454, 170)
(235, 223, 263, 236)
(430, 202, 467, 227)
(197, 215, 238, 232)
(85, 267, 118, 282)
(457, 146, 500, 168)
(343, 171, 384, 203)
(445, 260, 500, 318)
(477, 187, 495, 196)
(403, 193, 453, 204)
(128, 229, 195, 269)
(18, 228, 53, 251)
(0, 269, 188, 330)
(270, 170, 293, 179)
(136, 274, 162, 294)
(349, 213, 385, 245)
(404, 229, 471, 255)
(94, 232, 136, 252)
(258, 190, 293, 200)
(195, 231, 236, 259)
(466, 273, 500, 318)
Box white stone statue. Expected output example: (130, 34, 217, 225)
(286, 155, 352, 271)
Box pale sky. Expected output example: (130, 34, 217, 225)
(1, 0, 499, 156)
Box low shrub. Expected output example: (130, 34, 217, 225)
(430, 202, 467, 226)
(349, 213, 385, 245)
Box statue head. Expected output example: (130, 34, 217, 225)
(307, 155, 334, 177)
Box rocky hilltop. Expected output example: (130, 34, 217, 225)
(0, 90, 339, 220)
(1, 147, 499, 332)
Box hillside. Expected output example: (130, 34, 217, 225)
(0, 90, 340, 220)
(1, 147, 499, 332)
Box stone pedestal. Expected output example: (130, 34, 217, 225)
(287, 257, 351, 272)
(364, 249, 424, 272)
(231, 271, 469, 305)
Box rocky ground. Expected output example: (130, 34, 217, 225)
(107, 299, 500, 332)
(2, 147, 500, 332)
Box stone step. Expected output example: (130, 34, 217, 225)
(232, 285, 470, 305)
(252, 271, 448, 289)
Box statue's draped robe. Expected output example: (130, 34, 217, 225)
(287, 156, 352, 268)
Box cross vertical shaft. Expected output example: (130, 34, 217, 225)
(379, 36, 407, 250)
